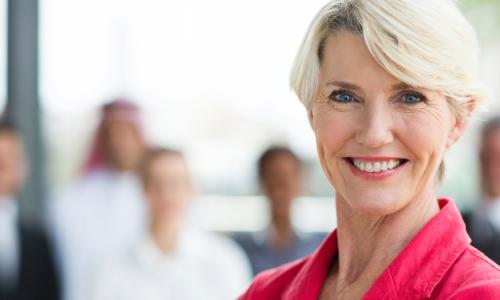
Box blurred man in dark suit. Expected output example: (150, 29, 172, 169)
(463, 116, 500, 263)
(0, 120, 60, 300)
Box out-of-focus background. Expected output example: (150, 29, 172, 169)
(0, 0, 498, 230)
(0, 1, 500, 299)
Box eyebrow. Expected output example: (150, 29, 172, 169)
(391, 83, 412, 91)
(326, 81, 412, 91)
(326, 81, 361, 91)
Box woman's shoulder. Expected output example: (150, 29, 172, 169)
(434, 245, 500, 299)
(458, 245, 500, 279)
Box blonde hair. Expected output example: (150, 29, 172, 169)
(290, 0, 484, 182)
(291, 0, 484, 117)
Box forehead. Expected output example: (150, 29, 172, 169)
(320, 31, 401, 89)
(104, 119, 135, 130)
(147, 154, 188, 177)
(102, 120, 139, 139)
(261, 154, 301, 178)
(266, 154, 298, 165)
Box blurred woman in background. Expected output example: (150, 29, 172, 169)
(240, 0, 500, 299)
(233, 146, 324, 275)
(93, 148, 251, 300)
(49, 99, 148, 300)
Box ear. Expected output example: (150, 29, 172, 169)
(446, 100, 476, 148)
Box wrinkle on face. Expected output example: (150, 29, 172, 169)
(309, 30, 462, 216)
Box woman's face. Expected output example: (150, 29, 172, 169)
(311, 31, 469, 216)
(261, 155, 303, 217)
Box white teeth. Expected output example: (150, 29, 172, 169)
(351, 159, 403, 173)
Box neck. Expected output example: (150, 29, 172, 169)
(110, 158, 140, 174)
(0, 192, 13, 201)
(333, 187, 440, 294)
(113, 165, 135, 174)
(484, 192, 500, 202)
(269, 212, 294, 248)
(150, 219, 179, 254)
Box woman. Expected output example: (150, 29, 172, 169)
(233, 147, 324, 275)
(239, 1, 500, 299)
(92, 148, 251, 300)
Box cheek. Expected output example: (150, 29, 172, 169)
(397, 106, 451, 170)
(312, 107, 356, 179)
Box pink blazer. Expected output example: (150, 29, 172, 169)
(239, 199, 500, 299)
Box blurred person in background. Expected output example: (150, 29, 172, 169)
(49, 99, 148, 300)
(240, 0, 500, 299)
(462, 116, 500, 263)
(233, 146, 324, 275)
(0, 119, 60, 300)
(92, 148, 251, 300)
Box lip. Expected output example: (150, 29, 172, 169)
(350, 156, 403, 162)
(343, 157, 407, 180)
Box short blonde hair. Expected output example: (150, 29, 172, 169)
(290, 0, 485, 182)
(290, 0, 485, 119)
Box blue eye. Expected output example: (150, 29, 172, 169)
(402, 93, 423, 104)
(330, 91, 354, 103)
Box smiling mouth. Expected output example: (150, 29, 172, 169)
(345, 158, 409, 173)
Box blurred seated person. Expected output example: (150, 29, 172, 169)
(0, 119, 60, 300)
(92, 148, 251, 300)
(49, 99, 148, 300)
(463, 116, 500, 263)
(233, 147, 325, 275)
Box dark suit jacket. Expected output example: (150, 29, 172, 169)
(0, 224, 60, 300)
(463, 211, 500, 264)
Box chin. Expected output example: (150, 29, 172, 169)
(341, 190, 409, 217)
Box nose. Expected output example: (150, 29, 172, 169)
(354, 102, 393, 148)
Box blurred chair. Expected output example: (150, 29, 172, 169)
(91, 148, 251, 300)
(0, 119, 60, 300)
(233, 147, 325, 275)
(48, 99, 148, 300)
(463, 116, 500, 263)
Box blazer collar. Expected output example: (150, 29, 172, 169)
(371, 199, 470, 299)
(282, 198, 469, 300)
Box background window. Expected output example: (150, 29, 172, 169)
(40, 0, 500, 231)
